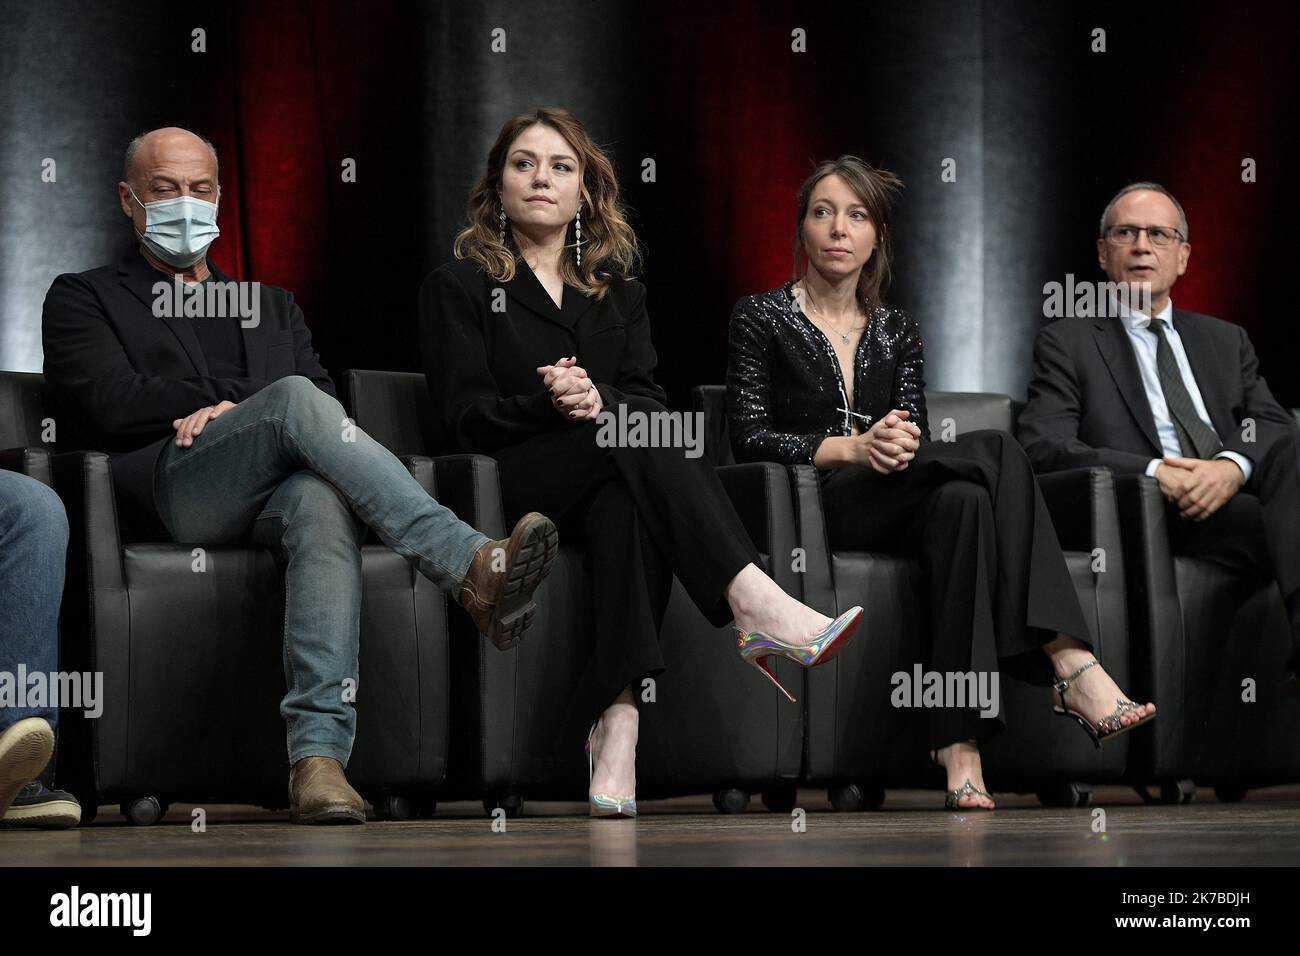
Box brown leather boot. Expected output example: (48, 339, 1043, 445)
(288, 757, 366, 825)
(460, 511, 559, 650)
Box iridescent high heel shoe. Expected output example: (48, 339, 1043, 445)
(586, 722, 636, 818)
(734, 606, 864, 703)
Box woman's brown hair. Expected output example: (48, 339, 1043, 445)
(454, 107, 639, 299)
(794, 156, 904, 309)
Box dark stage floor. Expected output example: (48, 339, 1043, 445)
(3, 785, 1299, 866)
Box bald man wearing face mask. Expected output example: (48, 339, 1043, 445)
(41, 127, 558, 823)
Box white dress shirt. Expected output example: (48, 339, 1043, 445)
(1114, 298, 1253, 482)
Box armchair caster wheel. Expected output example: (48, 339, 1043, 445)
(761, 785, 798, 813)
(121, 796, 164, 826)
(828, 783, 884, 812)
(712, 788, 750, 814)
(828, 784, 862, 812)
(1213, 785, 1246, 803)
(1134, 779, 1196, 805)
(482, 790, 524, 818)
(373, 794, 414, 821)
(1036, 781, 1093, 808)
(1160, 779, 1196, 805)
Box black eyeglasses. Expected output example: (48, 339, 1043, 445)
(1104, 224, 1186, 247)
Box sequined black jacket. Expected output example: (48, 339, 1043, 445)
(725, 281, 929, 466)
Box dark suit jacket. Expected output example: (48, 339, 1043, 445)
(41, 246, 335, 539)
(1017, 308, 1295, 480)
(418, 255, 666, 455)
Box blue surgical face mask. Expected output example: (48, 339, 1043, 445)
(128, 183, 220, 268)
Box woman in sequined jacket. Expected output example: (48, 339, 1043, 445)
(726, 156, 1156, 810)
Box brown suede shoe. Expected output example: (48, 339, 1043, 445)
(288, 757, 366, 825)
(460, 511, 559, 650)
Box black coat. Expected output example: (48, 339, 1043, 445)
(1017, 309, 1295, 477)
(418, 255, 666, 455)
(41, 246, 334, 538)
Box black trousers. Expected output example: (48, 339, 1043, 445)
(492, 396, 762, 729)
(820, 429, 1092, 749)
(1165, 430, 1300, 664)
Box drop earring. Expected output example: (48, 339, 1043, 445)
(574, 204, 583, 267)
(498, 200, 507, 245)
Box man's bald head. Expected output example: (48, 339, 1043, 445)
(123, 127, 219, 186)
(118, 127, 222, 273)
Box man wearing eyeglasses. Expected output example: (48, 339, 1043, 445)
(1018, 182, 1300, 681)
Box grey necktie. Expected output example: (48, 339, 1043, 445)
(1148, 318, 1222, 459)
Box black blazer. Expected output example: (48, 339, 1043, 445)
(418, 255, 666, 455)
(1017, 309, 1295, 478)
(41, 246, 334, 538)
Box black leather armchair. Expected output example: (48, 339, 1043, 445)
(0, 370, 454, 824)
(346, 369, 806, 814)
(1117, 470, 1300, 804)
(696, 385, 1129, 808)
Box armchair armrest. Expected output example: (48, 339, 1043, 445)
(1114, 474, 1177, 600)
(0, 446, 53, 487)
(1114, 473, 1183, 734)
(786, 464, 837, 614)
(398, 454, 435, 496)
(47, 451, 128, 801)
(431, 453, 506, 539)
(715, 461, 797, 594)
(1039, 466, 1130, 675)
(1037, 466, 1121, 560)
(51, 451, 126, 595)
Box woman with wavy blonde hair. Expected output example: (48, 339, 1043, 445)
(452, 107, 638, 300)
(420, 108, 863, 817)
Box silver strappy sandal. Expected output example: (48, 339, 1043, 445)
(1053, 659, 1156, 748)
(944, 778, 995, 811)
(930, 744, 995, 811)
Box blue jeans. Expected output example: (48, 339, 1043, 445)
(0, 470, 68, 733)
(153, 375, 489, 767)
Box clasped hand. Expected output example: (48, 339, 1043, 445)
(536, 356, 603, 421)
(1154, 455, 1244, 522)
(852, 408, 922, 474)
